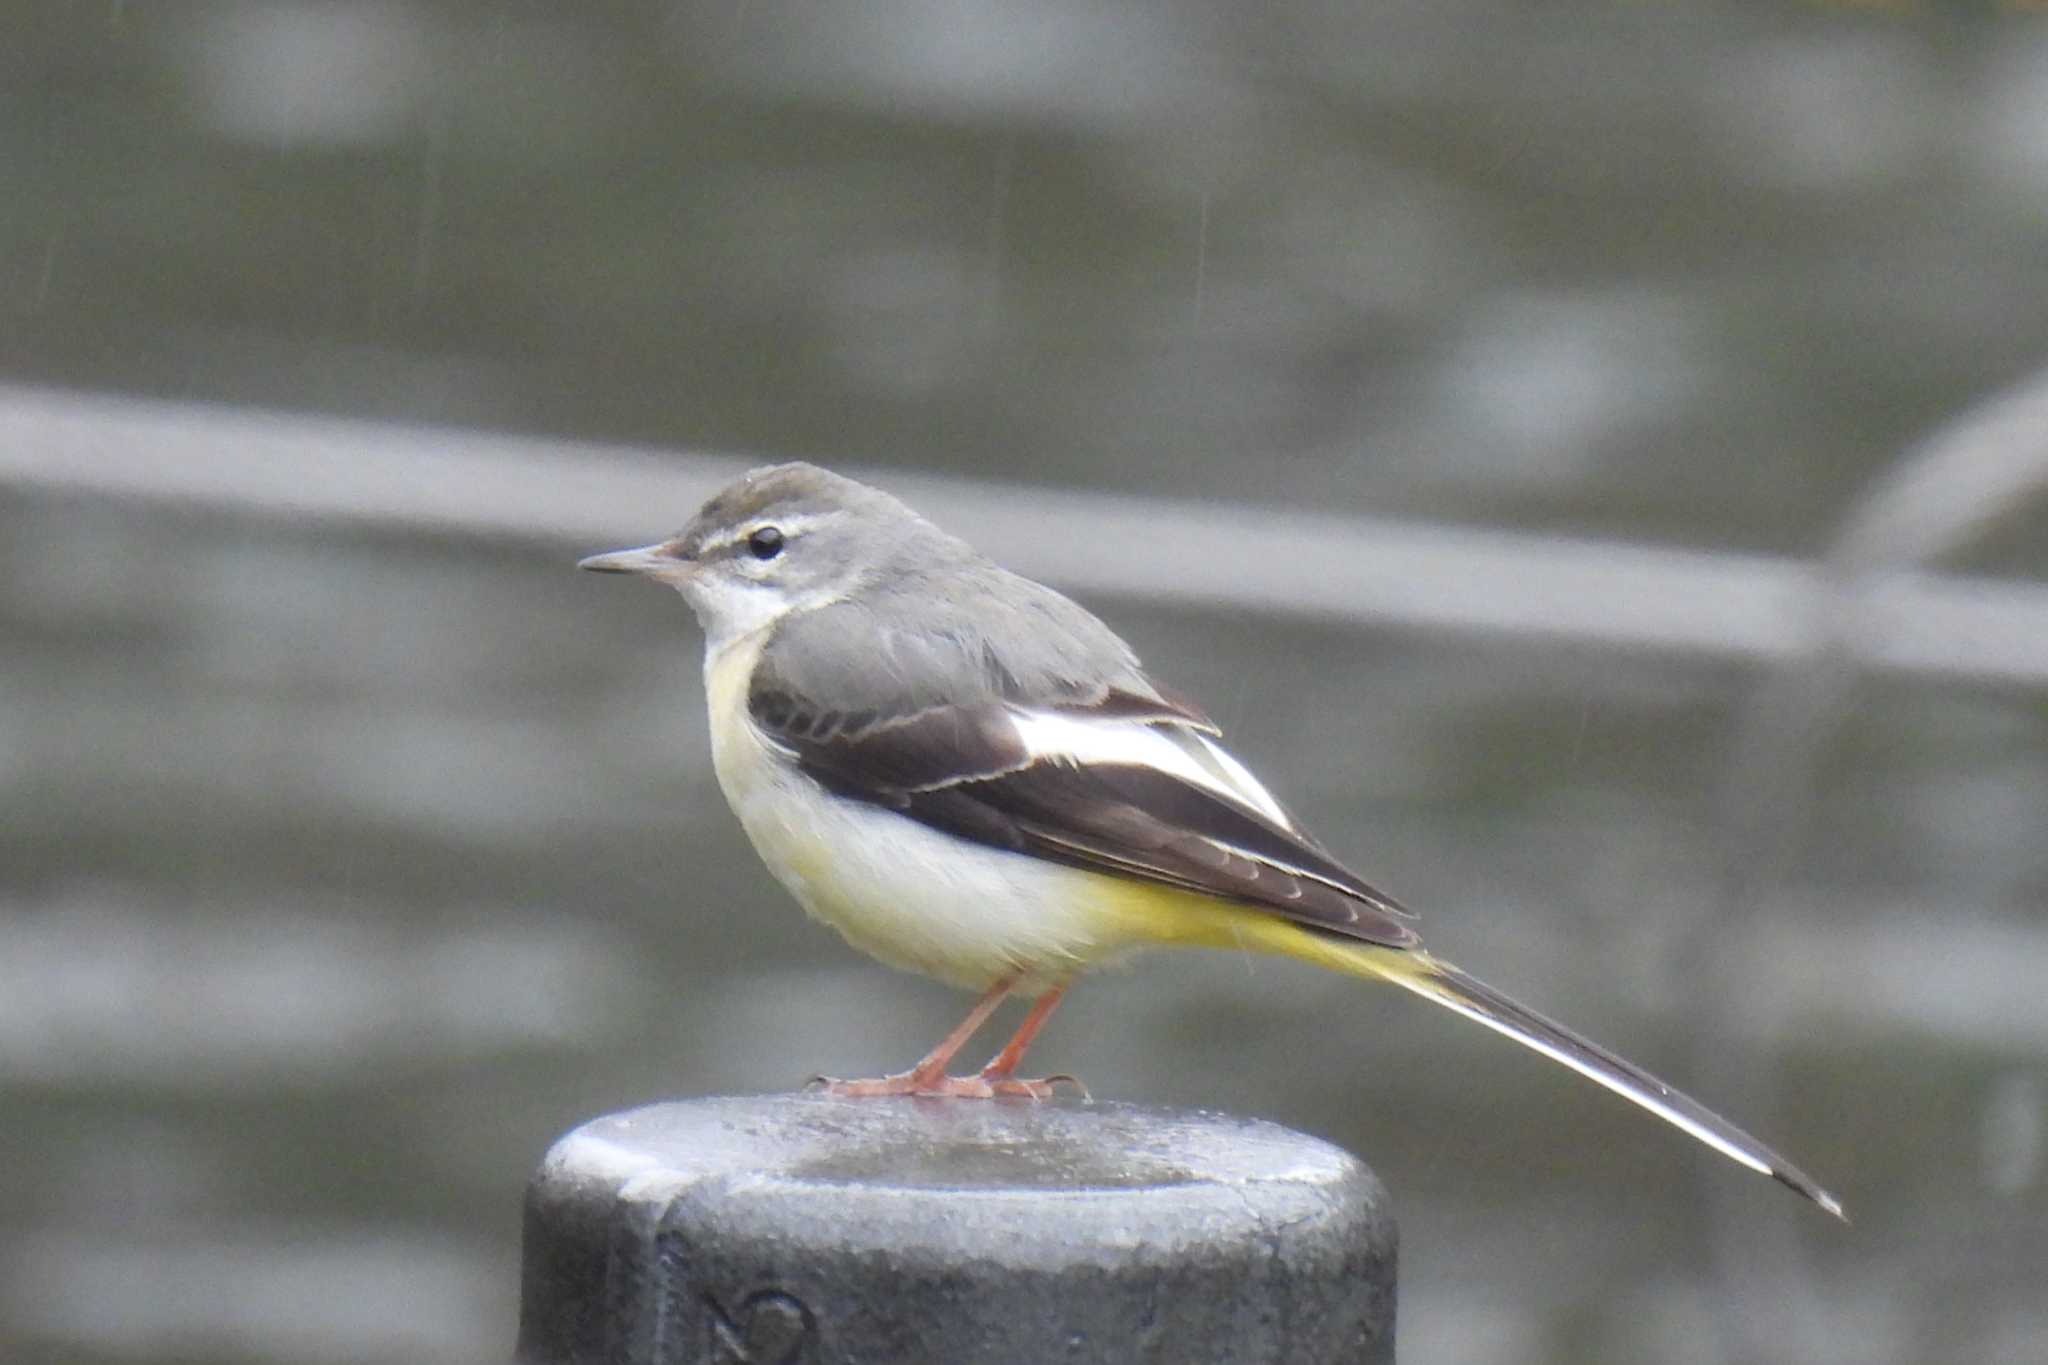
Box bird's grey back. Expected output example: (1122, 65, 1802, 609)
(754, 498, 1165, 718)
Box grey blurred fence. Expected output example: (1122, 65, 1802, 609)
(4, 380, 2047, 688)
(1695, 369, 2048, 1365)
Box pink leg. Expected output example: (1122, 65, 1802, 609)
(978, 983, 1068, 1081)
(814, 977, 1085, 1099)
(973, 983, 1084, 1098)
(815, 977, 1017, 1097)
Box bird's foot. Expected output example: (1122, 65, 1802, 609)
(807, 1069, 1088, 1100)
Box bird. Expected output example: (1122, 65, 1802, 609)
(579, 461, 1844, 1220)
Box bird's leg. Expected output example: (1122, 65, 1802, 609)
(974, 983, 1085, 1099)
(813, 976, 1017, 1097)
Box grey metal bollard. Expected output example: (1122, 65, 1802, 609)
(515, 1094, 1395, 1364)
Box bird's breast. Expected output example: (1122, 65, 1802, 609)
(698, 632, 1154, 992)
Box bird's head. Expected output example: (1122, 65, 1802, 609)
(579, 461, 936, 649)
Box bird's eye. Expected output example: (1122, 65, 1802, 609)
(747, 526, 785, 560)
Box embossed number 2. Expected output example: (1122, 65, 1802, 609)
(705, 1289, 817, 1364)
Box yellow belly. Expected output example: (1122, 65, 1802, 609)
(700, 630, 1271, 993)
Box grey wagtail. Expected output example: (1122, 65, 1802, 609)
(580, 461, 1844, 1219)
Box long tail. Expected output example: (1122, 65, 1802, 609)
(1341, 942, 1845, 1220)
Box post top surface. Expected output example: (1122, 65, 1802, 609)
(543, 1092, 1378, 1208)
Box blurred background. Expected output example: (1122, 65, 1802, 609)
(4, 2, 2046, 1362)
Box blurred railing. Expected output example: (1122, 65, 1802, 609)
(1696, 366, 2048, 1365)
(3, 380, 2046, 690)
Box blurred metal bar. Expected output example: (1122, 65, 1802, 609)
(1691, 365, 2048, 1365)
(517, 1095, 1396, 1364)
(3, 381, 2044, 686)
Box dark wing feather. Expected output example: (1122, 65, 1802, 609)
(921, 759, 1416, 948)
(749, 683, 1417, 950)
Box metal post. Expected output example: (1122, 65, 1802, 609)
(516, 1094, 1395, 1364)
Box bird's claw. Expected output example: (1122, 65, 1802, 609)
(804, 1069, 1089, 1101)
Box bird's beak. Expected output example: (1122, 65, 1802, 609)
(577, 542, 689, 577)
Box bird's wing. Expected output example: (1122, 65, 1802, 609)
(746, 680, 1418, 949)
